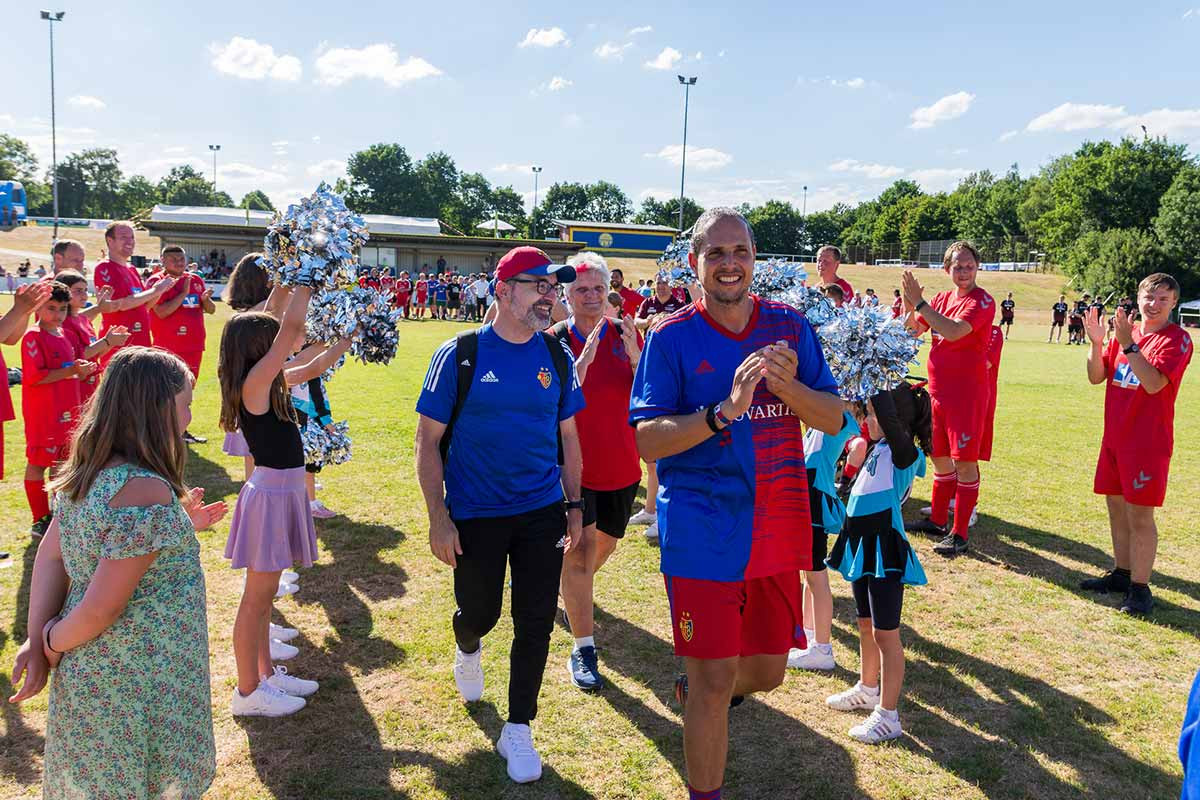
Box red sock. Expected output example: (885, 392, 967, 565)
(24, 479, 50, 522)
(930, 471, 957, 527)
(952, 478, 980, 540)
(688, 786, 722, 800)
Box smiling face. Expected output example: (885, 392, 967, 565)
(38, 297, 70, 329)
(500, 271, 559, 331)
(945, 248, 979, 292)
(567, 268, 607, 320)
(1138, 284, 1178, 328)
(106, 224, 136, 262)
(162, 251, 187, 276)
(817, 250, 840, 283)
(54, 243, 85, 274)
(692, 216, 755, 307)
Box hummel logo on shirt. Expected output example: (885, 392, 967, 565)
(695, 359, 715, 374)
(480, 370, 500, 383)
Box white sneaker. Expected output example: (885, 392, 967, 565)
(265, 665, 319, 697)
(848, 706, 903, 744)
(275, 580, 298, 599)
(918, 501, 977, 527)
(310, 500, 336, 519)
(269, 622, 299, 641)
(231, 682, 306, 717)
(496, 722, 542, 783)
(454, 645, 484, 702)
(920, 499, 954, 517)
(281, 569, 300, 584)
(643, 522, 659, 544)
(270, 638, 299, 660)
(826, 682, 880, 712)
(788, 644, 836, 671)
(628, 508, 657, 525)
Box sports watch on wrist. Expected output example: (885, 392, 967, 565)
(565, 499, 584, 511)
(1122, 342, 1140, 356)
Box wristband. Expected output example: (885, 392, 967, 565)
(714, 402, 733, 428)
(915, 300, 929, 312)
(1122, 342, 1140, 356)
(46, 617, 63, 654)
(705, 403, 723, 434)
(564, 499, 584, 511)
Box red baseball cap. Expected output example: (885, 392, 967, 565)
(494, 246, 576, 283)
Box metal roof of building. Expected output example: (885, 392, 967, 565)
(148, 205, 442, 236)
(552, 219, 678, 233)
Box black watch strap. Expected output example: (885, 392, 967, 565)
(705, 403, 722, 434)
(565, 499, 585, 511)
(1123, 342, 1140, 355)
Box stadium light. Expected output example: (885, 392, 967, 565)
(677, 75, 698, 233)
(41, 10, 65, 239)
(531, 165, 543, 236)
(208, 145, 221, 195)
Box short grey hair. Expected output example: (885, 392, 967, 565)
(51, 238, 83, 259)
(566, 251, 611, 288)
(691, 207, 755, 252)
(816, 244, 842, 262)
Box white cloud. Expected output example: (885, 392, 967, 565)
(518, 27, 570, 48)
(843, 77, 865, 89)
(209, 36, 302, 81)
(646, 144, 733, 171)
(628, 25, 653, 35)
(909, 167, 972, 191)
(909, 91, 975, 129)
(801, 76, 872, 90)
(547, 76, 572, 91)
(644, 47, 682, 70)
(718, 50, 726, 58)
(563, 113, 583, 128)
(694, 52, 703, 60)
(136, 156, 207, 181)
(1114, 108, 1200, 138)
(0, 113, 13, 127)
(1184, 8, 1198, 18)
(68, 95, 106, 110)
(163, 145, 187, 154)
(999, 129, 1019, 142)
(595, 41, 632, 60)
(828, 159, 905, 180)
(312, 136, 321, 144)
(306, 159, 347, 178)
(221, 162, 287, 184)
(1026, 102, 1127, 132)
(491, 163, 536, 173)
(271, 140, 289, 148)
(315, 44, 442, 87)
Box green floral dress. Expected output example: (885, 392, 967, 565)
(45, 463, 215, 800)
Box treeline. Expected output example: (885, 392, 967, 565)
(3, 132, 1198, 296)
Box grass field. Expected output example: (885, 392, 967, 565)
(0, 283, 1196, 799)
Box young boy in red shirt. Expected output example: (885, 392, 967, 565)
(55, 270, 130, 409)
(22, 281, 97, 536)
(147, 245, 214, 442)
(1080, 273, 1192, 615)
(901, 241, 996, 557)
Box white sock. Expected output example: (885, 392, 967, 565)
(859, 682, 880, 695)
(804, 627, 816, 643)
(574, 636, 595, 650)
(878, 706, 899, 721)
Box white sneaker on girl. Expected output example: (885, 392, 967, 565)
(849, 706, 903, 744)
(497, 722, 542, 783)
(269, 622, 299, 641)
(269, 638, 299, 660)
(231, 682, 306, 717)
(826, 681, 879, 712)
(275, 580, 298, 599)
(454, 645, 484, 702)
(265, 665, 319, 697)
(281, 569, 299, 583)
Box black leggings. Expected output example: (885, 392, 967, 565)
(452, 501, 565, 725)
(851, 572, 904, 631)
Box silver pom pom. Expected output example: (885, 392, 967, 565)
(750, 258, 809, 296)
(817, 305, 921, 400)
(301, 419, 353, 467)
(306, 286, 402, 366)
(259, 182, 369, 291)
(656, 238, 696, 287)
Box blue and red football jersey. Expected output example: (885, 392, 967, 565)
(630, 296, 838, 581)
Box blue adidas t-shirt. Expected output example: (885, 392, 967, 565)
(629, 297, 837, 581)
(417, 325, 584, 519)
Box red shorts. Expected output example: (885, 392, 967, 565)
(179, 350, 203, 381)
(27, 443, 68, 469)
(930, 395, 985, 462)
(979, 381, 999, 462)
(1093, 443, 1171, 507)
(664, 571, 805, 659)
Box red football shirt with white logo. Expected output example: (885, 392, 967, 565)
(94, 259, 152, 354)
(147, 271, 207, 353)
(618, 286, 644, 318)
(566, 320, 643, 491)
(1101, 323, 1192, 455)
(832, 276, 853, 300)
(62, 314, 101, 404)
(917, 287, 996, 397)
(21, 329, 81, 447)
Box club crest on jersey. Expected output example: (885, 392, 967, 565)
(132, 322, 142, 332)
(679, 611, 694, 643)
(537, 366, 552, 389)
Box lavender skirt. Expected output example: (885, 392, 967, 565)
(224, 466, 317, 571)
(222, 429, 251, 458)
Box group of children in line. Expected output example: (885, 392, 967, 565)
(361, 268, 492, 323)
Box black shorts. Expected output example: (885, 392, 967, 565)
(807, 472, 828, 570)
(852, 573, 904, 631)
(582, 482, 639, 538)
(1001, 314, 1014, 324)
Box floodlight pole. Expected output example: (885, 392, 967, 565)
(209, 144, 221, 194)
(531, 165, 542, 237)
(41, 10, 65, 239)
(677, 76, 698, 233)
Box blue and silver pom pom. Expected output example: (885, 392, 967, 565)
(259, 182, 369, 291)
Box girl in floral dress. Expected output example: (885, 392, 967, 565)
(9, 346, 227, 799)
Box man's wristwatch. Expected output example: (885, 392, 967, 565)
(705, 402, 730, 433)
(565, 499, 584, 511)
(915, 300, 929, 312)
(1123, 342, 1140, 356)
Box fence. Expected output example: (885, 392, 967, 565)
(843, 236, 1052, 271)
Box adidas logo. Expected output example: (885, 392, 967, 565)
(695, 359, 715, 374)
(480, 370, 500, 383)
(460, 358, 471, 366)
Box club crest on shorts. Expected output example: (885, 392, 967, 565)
(537, 366, 552, 389)
(679, 611, 694, 642)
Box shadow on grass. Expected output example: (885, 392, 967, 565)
(6, 537, 40, 646)
(0, 674, 44, 786)
(827, 594, 1180, 800)
(185, 447, 244, 504)
(593, 606, 862, 798)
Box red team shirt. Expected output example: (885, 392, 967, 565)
(565, 320, 643, 491)
(635, 294, 687, 320)
(617, 286, 644, 318)
(831, 276, 853, 301)
(415, 279, 428, 301)
(94, 259, 152, 361)
(1095, 323, 1193, 506)
(147, 271, 207, 356)
(22, 329, 80, 448)
(61, 314, 101, 405)
(980, 325, 1005, 462)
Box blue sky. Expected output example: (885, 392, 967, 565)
(5, 0, 1199, 215)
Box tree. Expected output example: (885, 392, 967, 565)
(52, 148, 124, 218)
(801, 204, 853, 254)
(414, 151, 460, 219)
(0, 134, 38, 181)
(584, 181, 632, 223)
(117, 175, 159, 217)
(871, 197, 916, 250)
(213, 190, 234, 207)
(490, 186, 528, 233)
(157, 164, 208, 201)
(166, 176, 218, 206)
(442, 171, 492, 234)
(746, 200, 803, 254)
(632, 195, 704, 231)
(876, 179, 922, 209)
(949, 170, 999, 241)
(530, 182, 590, 238)
(342, 143, 421, 215)
(1155, 165, 1200, 264)
(239, 190, 275, 211)
(901, 194, 955, 247)
(1063, 228, 1168, 298)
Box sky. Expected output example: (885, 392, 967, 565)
(4, 0, 1200, 216)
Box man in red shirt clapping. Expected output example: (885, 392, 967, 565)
(93, 221, 175, 365)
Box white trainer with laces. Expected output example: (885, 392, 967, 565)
(265, 665, 319, 697)
(643, 522, 659, 544)
(628, 508, 657, 525)
(269, 638, 299, 660)
(497, 722, 542, 783)
(454, 645, 484, 702)
(269, 622, 299, 641)
(231, 682, 306, 717)
(826, 682, 880, 712)
(275, 580, 298, 599)
(788, 644, 836, 670)
(848, 706, 903, 744)
(281, 569, 300, 583)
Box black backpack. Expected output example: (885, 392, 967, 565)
(439, 326, 573, 464)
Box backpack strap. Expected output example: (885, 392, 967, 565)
(439, 329, 480, 462)
(540, 329, 575, 466)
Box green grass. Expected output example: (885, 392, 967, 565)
(0, 287, 1196, 799)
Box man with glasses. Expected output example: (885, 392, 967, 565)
(415, 246, 585, 785)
